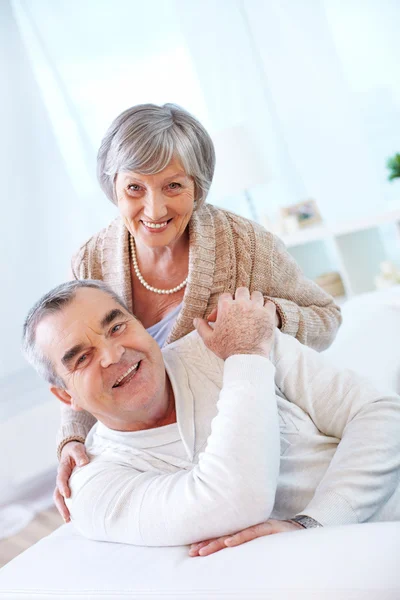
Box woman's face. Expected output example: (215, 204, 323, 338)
(115, 158, 196, 250)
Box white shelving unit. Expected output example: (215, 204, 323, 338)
(279, 209, 400, 299)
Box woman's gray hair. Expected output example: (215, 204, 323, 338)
(97, 103, 215, 208)
(22, 280, 129, 389)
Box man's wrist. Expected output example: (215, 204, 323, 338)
(289, 515, 323, 529)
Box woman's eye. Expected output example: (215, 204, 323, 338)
(128, 184, 141, 192)
(168, 182, 181, 190)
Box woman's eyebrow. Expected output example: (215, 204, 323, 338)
(162, 172, 186, 182)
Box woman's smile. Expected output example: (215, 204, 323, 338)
(140, 218, 173, 234)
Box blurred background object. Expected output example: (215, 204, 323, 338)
(387, 153, 400, 182)
(211, 125, 269, 222)
(314, 272, 346, 299)
(375, 260, 400, 289)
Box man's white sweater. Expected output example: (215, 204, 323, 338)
(66, 330, 400, 546)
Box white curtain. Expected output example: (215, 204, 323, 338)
(0, 0, 78, 531)
(0, 1, 79, 381)
(176, 0, 400, 224)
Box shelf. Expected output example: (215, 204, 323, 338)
(279, 208, 400, 298)
(280, 208, 400, 249)
(280, 225, 330, 248)
(333, 209, 400, 237)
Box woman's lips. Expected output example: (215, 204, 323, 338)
(141, 219, 172, 233)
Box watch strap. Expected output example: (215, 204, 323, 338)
(290, 515, 323, 529)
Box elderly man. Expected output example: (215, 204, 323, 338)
(23, 280, 400, 556)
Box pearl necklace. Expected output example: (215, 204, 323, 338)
(129, 235, 188, 295)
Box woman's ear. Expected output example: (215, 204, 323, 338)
(50, 386, 82, 412)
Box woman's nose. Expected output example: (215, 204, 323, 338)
(100, 342, 125, 369)
(143, 190, 168, 221)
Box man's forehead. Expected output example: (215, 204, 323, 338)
(36, 288, 126, 354)
(73, 286, 122, 309)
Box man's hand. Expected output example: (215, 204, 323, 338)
(189, 519, 304, 557)
(194, 287, 276, 360)
(54, 441, 89, 522)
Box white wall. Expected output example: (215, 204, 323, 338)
(241, 0, 385, 224)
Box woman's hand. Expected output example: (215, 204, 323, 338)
(54, 441, 89, 522)
(195, 288, 276, 360)
(188, 519, 304, 557)
(207, 303, 281, 328)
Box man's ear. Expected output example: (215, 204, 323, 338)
(50, 386, 82, 412)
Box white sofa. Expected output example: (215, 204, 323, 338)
(0, 521, 399, 599)
(1, 287, 399, 599)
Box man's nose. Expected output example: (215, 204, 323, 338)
(143, 189, 168, 221)
(100, 342, 125, 369)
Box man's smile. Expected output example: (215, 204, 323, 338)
(112, 361, 141, 388)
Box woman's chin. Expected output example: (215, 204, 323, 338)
(137, 226, 177, 248)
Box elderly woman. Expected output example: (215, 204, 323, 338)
(55, 103, 341, 521)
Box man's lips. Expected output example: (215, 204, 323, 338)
(112, 361, 141, 388)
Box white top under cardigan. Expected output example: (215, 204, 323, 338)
(66, 330, 400, 547)
(146, 302, 182, 348)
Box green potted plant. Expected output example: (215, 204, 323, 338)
(387, 153, 400, 181)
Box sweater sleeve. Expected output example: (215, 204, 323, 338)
(71, 244, 89, 280)
(65, 355, 280, 546)
(266, 234, 341, 351)
(273, 330, 400, 526)
(56, 404, 97, 459)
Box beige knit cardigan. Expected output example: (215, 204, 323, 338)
(57, 204, 341, 455)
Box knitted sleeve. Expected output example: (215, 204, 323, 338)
(71, 244, 88, 280)
(56, 404, 96, 460)
(247, 222, 341, 351)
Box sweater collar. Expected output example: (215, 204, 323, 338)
(166, 205, 216, 344)
(101, 217, 133, 312)
(163, 344, 195, 461)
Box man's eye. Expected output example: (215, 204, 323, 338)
(111, 323, 124, 334)
(77, 354, 87, 366)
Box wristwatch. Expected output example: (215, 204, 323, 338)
(290, 515, 323, 529)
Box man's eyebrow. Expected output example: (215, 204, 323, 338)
(61, 344, 85, 369)
(60, 309, 126, 369)
(100, 308, 126, 329)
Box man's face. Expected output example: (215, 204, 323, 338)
(36, 287, 169, 431)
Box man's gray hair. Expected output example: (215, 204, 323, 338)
(97, 103, 216, 208)
(22, 280, 129, 389)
